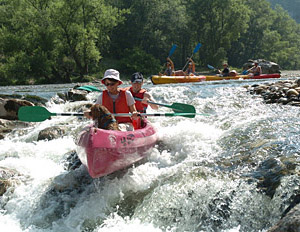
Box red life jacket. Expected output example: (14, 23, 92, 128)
(125, 87, 148, 113)
(102, 89, 131, 123)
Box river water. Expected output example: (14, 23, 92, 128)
(1, 77, 300, 232)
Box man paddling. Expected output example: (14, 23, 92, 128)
(124, 72, 159, 128)
(217, 63, 230, 77)
(126, 72, 159, 113)
(247, 61, 262, 76)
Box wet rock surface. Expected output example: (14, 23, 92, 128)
(247, 78, 300, 106)
(37, 126, 67, 141)
(245, 71, 300, 231)
(267, 204, 300, 232)
(0, 166, 25, 196)
(0, 98, 34, 120)
(243, 59, 281, 74)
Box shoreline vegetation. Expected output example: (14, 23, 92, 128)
(0, 0, 300, 86)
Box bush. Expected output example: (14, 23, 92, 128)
(119, 47, 161, 76)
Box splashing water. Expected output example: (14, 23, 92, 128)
(1, 79, 300, 231)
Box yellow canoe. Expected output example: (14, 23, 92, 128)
(205, 75, 247, 81)
(151, 73, 281, 84)
(151, 75, 206, 85)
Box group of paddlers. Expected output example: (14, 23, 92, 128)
(159, 57, 196, 76)
(159, 58, 262, 77)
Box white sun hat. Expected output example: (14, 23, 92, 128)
(101, 69, 123, 85)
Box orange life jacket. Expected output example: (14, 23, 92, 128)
(102, 89, 131, 123)
(125, 87, 148, 113)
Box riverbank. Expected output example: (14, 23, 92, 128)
(244, 73, 300, 232)
(280, 70, 300, 78)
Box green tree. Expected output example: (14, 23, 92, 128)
(49, 0, 127, 81)
(0, 0, 54, 84)
(0, 0, 127, 84)
(110, 0, 191, 70)
(118, 47, 161, 75)
(268, 0, 300, 23)
(229, 0, 300, 69)
(187, 0, 250, 68)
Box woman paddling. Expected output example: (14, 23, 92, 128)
(85, 69, 138, 131)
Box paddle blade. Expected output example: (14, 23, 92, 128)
(168, 44, 177, 57)
(242, 70, 248, 75)
(77, 85, 101, 92)
(207, 64, 215, 70)
(18, 106, 52, 122)
(171, 103, 196, 118)
(193, 43, 202, 54)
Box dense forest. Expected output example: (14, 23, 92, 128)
(0, 0, 300, 85)
(268, 0, 300, 23)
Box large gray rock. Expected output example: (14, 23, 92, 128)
(0, 166, 23, 196)
(247, 79, 300, 106)
(243, 59, 281, 74)
(0, 98, 34, 120)
(0, 118, 32, 140)
(268, 204, 300, 232)
(37, 126, 66, 141)
(67, 89, 88, 101)
(0, 94, 47, 106)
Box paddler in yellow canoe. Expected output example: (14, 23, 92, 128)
(159, 57, 175, 76)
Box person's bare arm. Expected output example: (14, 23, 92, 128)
(129, 104, 138, 120)
(142, 92, 159, 110)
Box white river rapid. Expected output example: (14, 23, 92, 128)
(0, 77, 300, 232)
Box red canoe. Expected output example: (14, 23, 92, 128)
(76, 119, 158, 178)
(249, 73, 281, 79)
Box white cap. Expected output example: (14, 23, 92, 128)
(101, 69, 123, 85)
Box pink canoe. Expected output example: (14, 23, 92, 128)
(76, 119, 158, 178)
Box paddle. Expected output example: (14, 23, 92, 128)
(207, 64, 216, 70)
(18, 106, 84, 122)
(75, 88, 195, 117)
(134, 97, 195, 116)
(182, 43, 202, 71)
(76, 85, 101, 92)
(168, 44, 177, 58)
(18, 106, 198, 122)
(242, 70, 248, 75)
(159, 44, 177, 75)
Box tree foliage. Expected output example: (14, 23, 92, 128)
(0, 0, 127, 84)
(0, 0, 299, 85)
(268, 0, 300, 23)
(228, 0, 300, 69)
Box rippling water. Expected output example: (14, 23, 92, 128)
(1, 77, 300, 232)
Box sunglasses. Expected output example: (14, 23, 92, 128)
(104, 82, 117, 86)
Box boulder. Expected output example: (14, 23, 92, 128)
(0, 166, 23, 196)
(0, 94, 47, 106)
(248, 79, 300, 106)
(243, 59, 281, 74)
(268, 203, 300, 232)
(0, 118, 32, 140)
(67, 89, 88, 101)
(37, 126, 66, 141)
(0, 98, 34, 120)
(62, 150, 82, 171)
